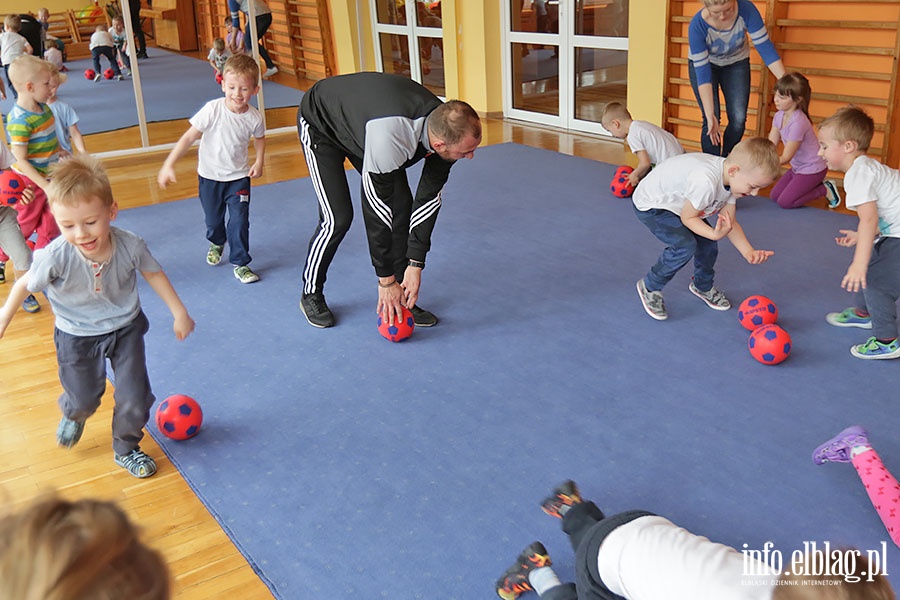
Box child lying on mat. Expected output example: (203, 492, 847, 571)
(496, 479, 896, 600)
(158, 53, 265, 285)
(0, 155, 195, 479)
(632, 137, 780, 321)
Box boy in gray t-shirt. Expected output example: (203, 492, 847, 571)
(0, 156, 194, 478)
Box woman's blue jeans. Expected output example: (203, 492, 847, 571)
(689, 58, 751, 157)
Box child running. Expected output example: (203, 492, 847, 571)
(0, 155, 195, 478)
(820, 106, 900, 360)
(767, 72, 839, 209)
(158, 53, 266, 284)
(600, 101, 684, 188)
(632, 137, 780, 321)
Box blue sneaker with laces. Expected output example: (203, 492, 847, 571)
(22, 294, 40, 313)
(825, 307, 872, 329)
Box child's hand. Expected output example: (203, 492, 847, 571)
(841, 263, 867, 293)
(248, 161, 263, 178)
(20, 186, 35, 204)
(712, 210, 733, 239)
(744, 249, 774, 264)
(173, 313, 195, 340)
(835, 229, 858, 247)
(157, 166, 176, 189)
(627, 171, 640, 187)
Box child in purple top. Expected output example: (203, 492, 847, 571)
(767, 73, 839, 209)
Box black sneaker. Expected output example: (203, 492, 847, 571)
(409, 305, 438, 327)
(540, 480, 582, 519)
(300, 292, 335, 328)
(495, 541, 552, 600)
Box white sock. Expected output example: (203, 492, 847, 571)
(528, 566, 562, 596)
(850, 445, 873, 459)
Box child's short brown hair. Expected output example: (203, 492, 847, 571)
(7, 55, 51, 88)
(599, 101, 632, 124)
(819, 106, 874, 153)
(48, 155, 115, 209)
(213, 37, 226, 52)
(222, 53, 259, 82)
(726, 137, 780, 180)
(774, 72, 812, 119)
(4, 14, 21, 31)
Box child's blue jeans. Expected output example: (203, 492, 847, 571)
(633, 205, 718, 293)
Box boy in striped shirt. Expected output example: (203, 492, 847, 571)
(2, 55, 61, 312)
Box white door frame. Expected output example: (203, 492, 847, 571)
(502, 0, 628, 134)
(370, 0, 444, 94)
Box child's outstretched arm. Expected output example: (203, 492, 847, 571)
(680, 201, 732, 241)
(839, 202, 878, 292)
(69, 124, 86, 154)
(157, 126, 202, 189)
(722, 205, 775, 264)
(249, 135, 266, 178)
(141, 270, 195, 340)
(628, 149, 651, 186)
(0, 274, 32, 339)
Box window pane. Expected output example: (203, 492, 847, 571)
(419, 35, 445, 97)
(376, 0, 407, 26)
(511, 42, 559, 116)
(416, 0, 442, 28)
(509, 0, 558, 34)
(380, 33, 411, 78)
(573, 47, 627, 123)
(574, 0, 629, 37)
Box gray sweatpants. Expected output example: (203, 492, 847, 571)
(54, 311, 155, 456)
(855, 237, 900, 340)
(0, 206, 32, 270)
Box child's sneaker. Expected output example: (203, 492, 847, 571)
(495, 541, 552, 600)
(540, 480, 582, 519)
(114, 447, 158, 478)
(93, 73, 101, 82)
(56, 416, 85, 448)
(206, 243, 224, 265)
(636, 279, 667, 320)
(233, 265, 260, 283)
(825, 307, 872, 329)
(689, 282, 731, 310)
(22, 294, 40, 313)
(0, 261, 5, 283)
(850, 337, 900, 360)
(812, 425, 869, 464)
(263, 66, 279, 78)
(824, 180, 841, 209)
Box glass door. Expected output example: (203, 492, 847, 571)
(504, 0, 629, 135)
(371, 0, 446, 98)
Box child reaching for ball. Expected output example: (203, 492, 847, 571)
(819, 106, 900, 360)
(599, 102, 684, 189)
(88, 25, 123, 82)
(767, 72, 839, 209)
(632, 137, 780, 321)
(0, 155, 195, 478)
(158, 54, 265, 284)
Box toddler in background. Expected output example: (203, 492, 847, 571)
(46, 64, 85, 155)
(768, 72, 839, 209)
(109, 16, 131, 75)
(208, 37, 229, 77)
(600, 101, 684, 188)
(89, 24, 123, 82)
(225, 17, 244, 55)
(1, 14, 33, 99)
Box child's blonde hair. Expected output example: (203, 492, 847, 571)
(4, 14, 21, 31)
(0, 495, 170, 600)
(46, 61, 67, 86)
(213, 37, 226, 51)
(725, 137, 781, 179)
(773, 556, 895, 600)
(38, 8, 50, 20)
(48, 155, 115, 209)
(599, 101, 632, 124)
(819, 106, 874, 153)
(95, 24, 106, 32)
(774, 72, 812, 119)
(702, 0, 733, 6)
(7, 55, 51, 87)
(222, 53, 260, 81)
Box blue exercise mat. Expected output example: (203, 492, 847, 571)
(113, 143, 898, 597)
(1, 48, 301, 136)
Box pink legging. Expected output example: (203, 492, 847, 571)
(770, 167, 827, 209)
(852, 449, 900, 547)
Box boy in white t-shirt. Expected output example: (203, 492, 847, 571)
(89, 25, 123, 81)
(600, 101, 684, 188)
(632, 137, 780, 321)
(820, 106, 900, 360)
(208, 37, 229, 77)
(1, 15, 33, 99)
(157, 54, 265, 283)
